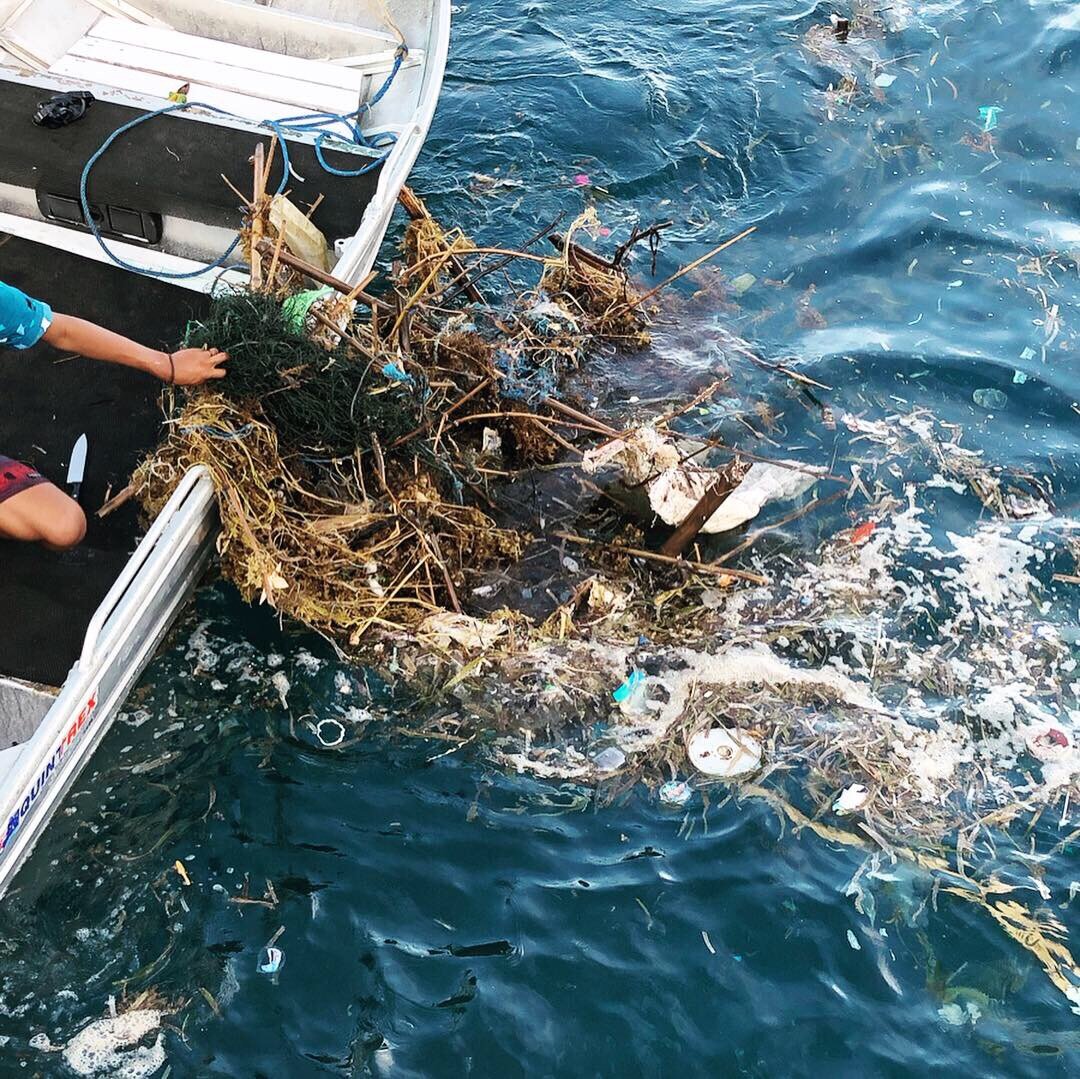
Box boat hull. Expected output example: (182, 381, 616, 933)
(0, 468, 217, 900)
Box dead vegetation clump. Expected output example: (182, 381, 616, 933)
(128, 141, 698, 650)
(136, 395, 526, 643)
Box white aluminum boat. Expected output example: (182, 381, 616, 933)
(0, 0, 450, 899)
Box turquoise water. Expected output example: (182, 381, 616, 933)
(4, 0, 1080, 1073)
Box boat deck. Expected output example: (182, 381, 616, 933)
(0, 233, 207, 685)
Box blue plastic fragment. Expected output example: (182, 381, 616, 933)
(258, 946, 284, 975)
(382, 361, 413, 383)
(493, 347, 556, 403)
(978, 105, 1002, 132)
(612, 668, 646, 703)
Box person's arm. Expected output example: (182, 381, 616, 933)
(43, 313, 228, 386)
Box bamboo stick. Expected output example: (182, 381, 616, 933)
(250, 142, 265, 292)
(617, 226, 757, 312)
(553, 531, 768, 584)
(659, 477, 736, 558)
(254, 239, 390, 312)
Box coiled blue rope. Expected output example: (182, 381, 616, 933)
(79, 47, 406, 280)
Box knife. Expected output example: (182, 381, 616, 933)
(67, 433, 87, 501)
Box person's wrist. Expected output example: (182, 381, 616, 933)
(150, 349, 173, 383)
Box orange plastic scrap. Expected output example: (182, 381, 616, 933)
(850, 520, 876, 545)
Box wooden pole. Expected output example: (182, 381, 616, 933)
(255, 239, 391, 313)
(618, 226, 757, 312)
(309, 307, 375, 362)
(658, 476, 736, 558)
(249, 142, 265, 292)
(546, 232, 617, 271)
(553, 531, 768, 584)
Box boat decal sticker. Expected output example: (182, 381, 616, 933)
(0, 686, 99, 860)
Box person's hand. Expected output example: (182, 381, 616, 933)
(168, 345, 229, 386)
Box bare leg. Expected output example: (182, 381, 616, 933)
(0, 483, 87, 550)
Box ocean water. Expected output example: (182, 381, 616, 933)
(3, 0, 1080, 1074)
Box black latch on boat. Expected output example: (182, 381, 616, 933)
(32, 91, 95, 129)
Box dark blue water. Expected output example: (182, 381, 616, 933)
(4, 1, 1080, 1074)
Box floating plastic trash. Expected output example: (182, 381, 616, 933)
(659, 779, 693, 806)
(481, 427, 502, 456)
(873, 72, 897, 88)
(978, 105, 1002, 131)
(972, 387, 1007, 411)
(687, 727, 761, 778)
(833, 783, 872, 815)
(850, 521, 876, 545)
(281, 287, 333, 334)
(314, 717, 346, 748)
(573, 173, 590, 186)
(730, 272, 757, 296)
(258, 946, 285, 975)
(612, 668, 646, 704)
(1026, 725, 1072, 762)
(382, 361, 413, 383)
(593, 746, 626, 772)
(1019, 346, 1036, 361)
(269, 194, 331, 271)
(271, 671, 291, 710)
(1012, 370, 1028, 385)
(524, 300, 580, 335)
(612, 668, 649, 716)
(939, 1000, 982, 1027)
(584, 431, 825, 534)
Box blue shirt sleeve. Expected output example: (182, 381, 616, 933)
(0, 280, 53, 350)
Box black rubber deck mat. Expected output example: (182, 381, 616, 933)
(0, 75, 383, 242)
(0, 234, 209, 685)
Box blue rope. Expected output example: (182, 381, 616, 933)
(79, 48, 406, 280)
(178, 421, 254, 441)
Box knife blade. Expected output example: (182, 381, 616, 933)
(67, 433, 87, 501)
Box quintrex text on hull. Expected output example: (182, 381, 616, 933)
(0, 0, 450, 898)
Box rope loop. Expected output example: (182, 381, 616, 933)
(78, 46, 408, 280)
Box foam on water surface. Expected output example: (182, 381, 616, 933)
(60, 1011, 164, 1079)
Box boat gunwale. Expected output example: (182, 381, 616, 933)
(0, 467, 217, 899)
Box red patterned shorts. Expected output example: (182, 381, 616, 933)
(0, 455, 48, 505)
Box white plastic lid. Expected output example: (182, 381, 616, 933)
(687, 727, 761, 778)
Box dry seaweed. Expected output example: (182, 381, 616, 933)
(136, 396, 525, 641)
(132, 184, 684, 642)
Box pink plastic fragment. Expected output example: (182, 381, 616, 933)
(573, 173, 590, 186)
